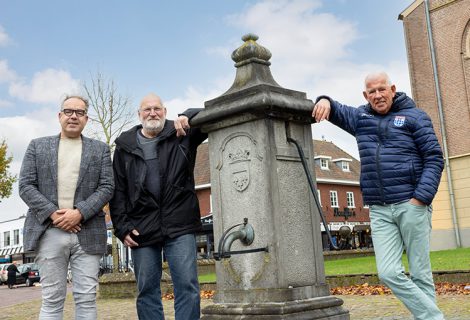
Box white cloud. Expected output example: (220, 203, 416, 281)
(205, 45, 234, 59)
(0, 108, 60, 161)
(0, 184, 27, 218)
(199, 0, 412, 158)
(165, 81, 233, 121)
(215, 0, 364, 108)
(165, 87, 207, 120)
(0, 25, 10, 47)
(9, 69, 81, 104)
(0, 108, 60, 219)
(221, 0, 412, 99)
(181, 0, 369, 156)
(0, 60, 17, 84)
(309, 60, 411, 105)
(226, 0, 358, 87)
(0, 100, 13, 108)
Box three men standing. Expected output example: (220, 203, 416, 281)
(19, 71, 445, 320)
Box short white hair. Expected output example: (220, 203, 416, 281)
(364, 72, 392, 89)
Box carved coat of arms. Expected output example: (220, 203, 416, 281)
(228, 149, 250, 192)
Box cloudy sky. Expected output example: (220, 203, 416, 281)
(0, 0, 413, 220)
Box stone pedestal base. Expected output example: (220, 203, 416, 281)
(98, 272, 137, 299)
(201, 296, 350, 319)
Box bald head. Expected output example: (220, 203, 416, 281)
(140, 93, 163, 108)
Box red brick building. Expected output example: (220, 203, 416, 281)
(194, 140, 371, 252)
(399, 0, 470, 250)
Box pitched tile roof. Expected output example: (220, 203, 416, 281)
(313, 139, 360, 183)
(194, 139, 360, 187)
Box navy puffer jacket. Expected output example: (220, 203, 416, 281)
(318, 92, 444, 205)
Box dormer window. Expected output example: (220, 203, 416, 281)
(332, 158, 352, 172)
(315, 155, 332, 170)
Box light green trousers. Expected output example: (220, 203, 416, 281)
(370, 201, 445, 320)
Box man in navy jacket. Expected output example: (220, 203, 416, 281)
(312, 72, 444, 320)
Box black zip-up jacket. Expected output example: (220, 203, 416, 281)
(109, 109, 207, 246)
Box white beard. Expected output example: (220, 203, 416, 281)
(143, 118, 165, 134)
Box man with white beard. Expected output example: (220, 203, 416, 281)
(109, 93, 207, 320)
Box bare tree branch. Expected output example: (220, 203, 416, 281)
(83, 71, 135, 152)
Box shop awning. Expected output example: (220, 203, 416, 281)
(13, 246, 22, 254)
(0, 246, 24, 257)
(321, 222, 370, 232)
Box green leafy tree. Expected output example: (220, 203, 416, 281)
(0, 140, 17, 203)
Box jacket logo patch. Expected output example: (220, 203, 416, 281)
(393, 116, 406, 127)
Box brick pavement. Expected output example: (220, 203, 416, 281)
(0, 294, 469, 319)
(0, 283, 42, 308)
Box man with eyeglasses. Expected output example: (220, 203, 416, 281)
(19, 95, 114, 319)
(110, 93, 207, 320)
(312, 72, 444, 320)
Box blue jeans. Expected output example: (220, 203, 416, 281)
(370, 201, 444, 320)
(132, 233, 200, 320)
(35, 227, 101, 320)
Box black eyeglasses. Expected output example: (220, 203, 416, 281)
(61, 109, 87, 117)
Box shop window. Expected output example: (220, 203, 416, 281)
(3, 231, 10, 247)
(13, 229, 19, 245)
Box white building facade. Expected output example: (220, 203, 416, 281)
(0, 215, 32, 263)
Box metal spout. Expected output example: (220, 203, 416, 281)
(214, 218, 267, 260)
(221, 220, 254, 253)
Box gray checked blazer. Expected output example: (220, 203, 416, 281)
(19, 134, 114, 255)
